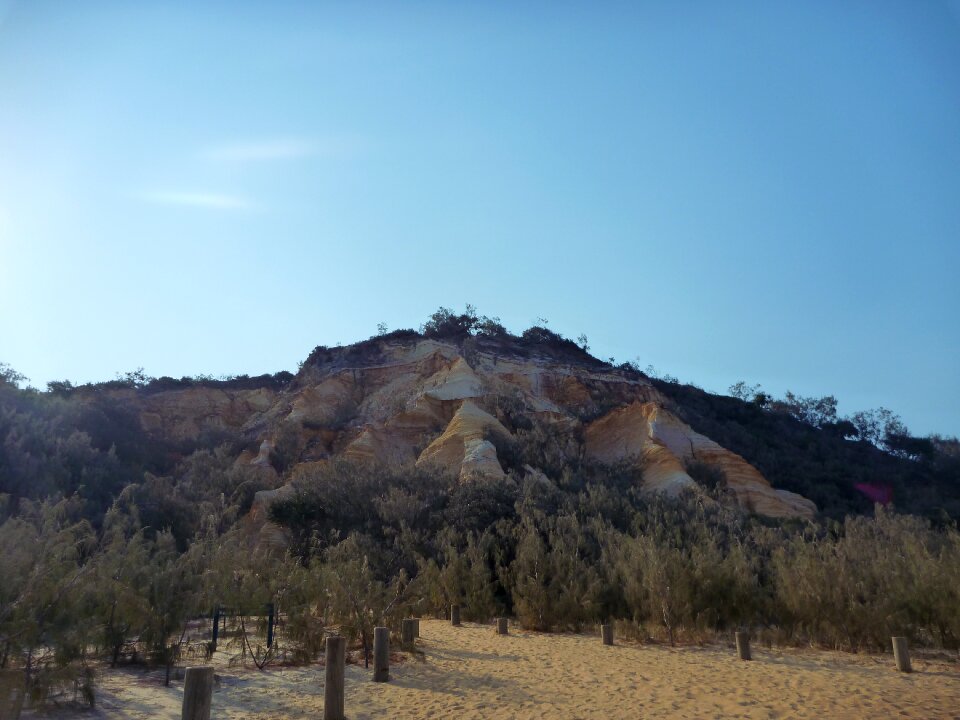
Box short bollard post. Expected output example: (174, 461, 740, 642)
(496, 617, 509, 635)
(266, 602, 275, 650)
(892, 636, 912, 672)
(210, 606, 220, 652)
(324, 636, 346, 720)
(413, 618, 420, 638)
(601, 623, 614, 646)
(401, 618, 416, 650)
(181, 666, 214, 720)
(373, 626, 389, 682)
(451, 604, 461, 626)
(735, 631, 752, 661)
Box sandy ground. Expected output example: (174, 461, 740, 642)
(54, 619, 960, 719)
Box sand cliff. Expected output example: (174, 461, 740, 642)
(110, 335, 816, 523)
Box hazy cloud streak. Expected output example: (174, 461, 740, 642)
(201, 135, 365, 162)
(136, 191, 254, 210)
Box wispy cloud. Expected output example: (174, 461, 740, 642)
(201, 135, 365, 162)
(136, 191, 254, 210)
(132, 134, 357, 210)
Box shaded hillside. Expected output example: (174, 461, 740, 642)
(651, 379, 960, 520)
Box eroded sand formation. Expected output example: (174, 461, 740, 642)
(107, 335, 817, 541)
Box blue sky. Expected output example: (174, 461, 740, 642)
(0, 1, 958, 437)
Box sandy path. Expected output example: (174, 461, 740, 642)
(82, 619, 959, 719)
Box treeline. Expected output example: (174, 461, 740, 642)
(266, 459, 960, 651)
(44, 368, 294, 396)
(6, 458, 959, 681)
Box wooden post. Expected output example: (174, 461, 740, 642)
(892, 636, 912, 672)
(210, 606, 220, 652)
(735, 631, 751, 661)
(373, 627, 389, 682)
(496, 617, 508, 635)
(451, 604, 461, 626)
(413, 618, 420, 638)
(324, 636, 346, 720)
(181, 666, 214, 720)
(165, 643, 177, 687)
(401, 619, 416, 650)
(266, 602, 275, 650)
(601, 623, 613, 646)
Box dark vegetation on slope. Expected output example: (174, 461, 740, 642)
(0, 367, 268, 531)
(47, 369, 295, 396)
(651, 379, 960, 521)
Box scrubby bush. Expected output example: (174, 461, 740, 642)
(0, 451, 958, 720)
(772, 509, 960, 650)
(0, 499, 97, 708)
(510, 514, 607, 631)
(421, 305, 477, 339)
(474, 315, 508, 337)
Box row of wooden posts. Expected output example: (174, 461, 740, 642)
(179, 605, 916, 720)
(731, 631, 912, 671)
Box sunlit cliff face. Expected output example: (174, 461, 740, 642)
(111, 334, 816, 523)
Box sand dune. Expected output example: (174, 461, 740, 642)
(81, 619, 959, 719)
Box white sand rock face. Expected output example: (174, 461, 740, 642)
(417, 400, 510, 478)
(118, 336, 816, 520)
(460, 439, 506, 481)
(248, 483, 295, 549)
(252, 438, 274, 467)
(422, 356, 485, 401)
